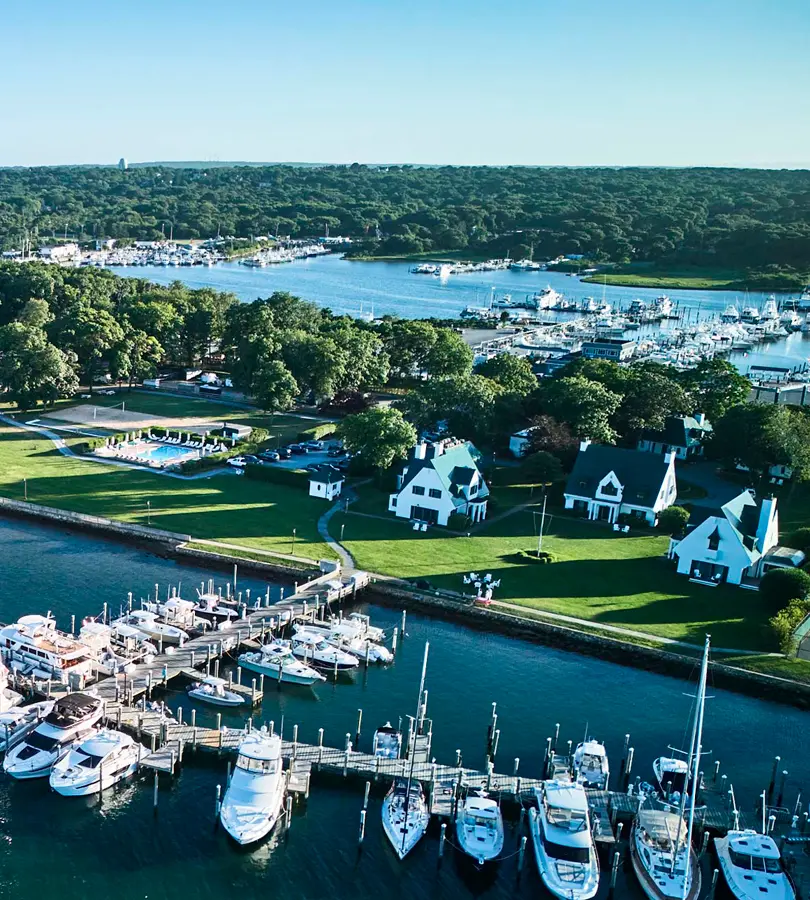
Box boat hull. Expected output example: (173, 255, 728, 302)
(51, 759, 138, 796)
(630, 825, 701, 900)
(187, 688, 244, 707)
(239, 656, 324, 685)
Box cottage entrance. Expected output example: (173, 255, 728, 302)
(594, 504, 614, 522)
(411, 505, 439, 525)
(689, 562, 728, 585)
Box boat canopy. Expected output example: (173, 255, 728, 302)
(637, 809, 688, 847)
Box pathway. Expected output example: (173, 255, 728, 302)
(318, 501, 356, 571)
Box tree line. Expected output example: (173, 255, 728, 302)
(1, 165, 809, 279)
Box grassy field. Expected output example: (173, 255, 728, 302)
(581, 266, 745, 290)
(0, 427, 336, 560)
(332, 504, 775, 651)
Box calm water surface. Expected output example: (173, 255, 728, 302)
(0, 517, 807, 900)
(117, 255, 810, 372)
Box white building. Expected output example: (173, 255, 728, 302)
(309, 469, 344, 501)
(388, 439, 489, 526)
(669, 491, 803, 587)
(637, 414, 712, 460)
(563, 440, 677, 526)
(39, 243, 80, 262)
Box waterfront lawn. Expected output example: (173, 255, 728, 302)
(332, 507, 774, 651)
(581, 267, 744, 290)
(0, 428, 335, 561)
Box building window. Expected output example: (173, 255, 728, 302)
(413, 486, 425, 496)
(470, 483, 478, 496)
(428, 488, 442, 499)
(707, 527, 720, 552)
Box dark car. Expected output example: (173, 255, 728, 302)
(336, 459, 351, 472)
(243, 455, 260, 464)
(327, 447, 344, 458)
(327, 442, 343, 452)
(259, 450, 280, 462)
(289, 444, 308, 455)
(305, 463, 322, 473)
(303, 440, 324, 451)
(277, 447, 292, 459)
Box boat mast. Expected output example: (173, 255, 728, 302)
(401, 641, 429, 855)
(681, 634, 710, 900)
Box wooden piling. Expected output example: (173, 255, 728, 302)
(439, 822, 447, 858)
(215, 784, 221, 818)
(358, 809, 366, 844)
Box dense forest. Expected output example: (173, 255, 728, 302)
(1, 165, 808, 278)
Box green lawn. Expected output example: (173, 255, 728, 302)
(333, 505, 775, 651)
(0, 427, 336, 561)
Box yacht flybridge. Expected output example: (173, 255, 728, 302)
(0, 615, 96, 683)
(382, 778, 430, 859)
(112, 610, 188, 646)
(715, 828, 795, 900)
(50, 729, 140, 796)
(529, 780, 600, 900)
(455, 792, 505, 864)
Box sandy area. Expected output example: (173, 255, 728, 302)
(39, 403, 225, 433)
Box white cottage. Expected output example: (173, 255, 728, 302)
(388, 439, 489, 526)
(309, 468, 344, 501)
(669, 491, 803, 587)
(563, 440, 677, 526)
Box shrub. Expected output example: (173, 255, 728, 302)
(297, 423, 337, 442)
(760, 568, 810, 612)
(658, 505, 691, 536)
(787, 527, 810, 554)
(180, 452, 231, 474)
(505, 549, 558, 564)
(769, 599, 810, 654)
(447, 513, 470, 531)
(244, 464, 309, 487)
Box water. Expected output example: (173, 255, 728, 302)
(0, 516, 808, 900)
(134, 442, 195, 464)
(116, 255, 810, 372)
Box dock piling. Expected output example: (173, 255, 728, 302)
(777, 770, 788, 807)
(609, 852, 620, 893)
(492, 729, 500, 758)
(318, 728, 324, 764)
(439, 822, 447, 859)
(177, 706, 183, 726)
(513, 757, 520, 776)
(714, 759, 721, 782)
(355, 709, 363, 748)
(518, 835, 527, 873)
(358, 809, 366, 844)
(153, 772, 159, 812)
(215, 784, 221, 818)
(553, 723, 560, 750)
(401, 609, 407, 636)
(768, 756, 781, 801)
(285, 796, 293, 833)
(708, 869, 719, 900)
(392, 627, 398, 655)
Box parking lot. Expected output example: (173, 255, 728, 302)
(271, 449, 345, 470)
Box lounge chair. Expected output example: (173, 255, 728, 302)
(412, 521, 420, 531)
(420, 522, 428, 532)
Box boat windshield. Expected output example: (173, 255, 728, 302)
(77, 751, 104, 769)
(546, 806, 588, 832)
(466, 813, 497, 830)
(543, 836, 590, 864)
(581, 754, 604, 770)
(729, 850, 782, 874)
(26, 731, 60, 752)
(236, 755, 279, 775)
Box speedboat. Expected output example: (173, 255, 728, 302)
(0, 614, 96, 683)
(220, 728, 286, 845)
(146, 596, 197, 630)
(653, 756, 690, 801)
(631, 800, 701, 900)
(238, 642, 326, 685)
(289, 633, 359, 671)
(187, 675, 245, 707)
(112, 610, 188, 646)
(455, 792, 505, 865)
(50, 729, 140, 796)
(373, 722, 402, 758)
(0, 701, 55, 752)
(382, 778, 430, 859)
(193, 589, 238, 626)
(715, 830, 795, 900)
(293, 625, 393, 664)
(342, 612, 386, 643)
(530, 780, 600, 900)
(573, 739, 610, 790)
(3, 692, 103, 779)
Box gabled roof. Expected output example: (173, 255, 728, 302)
(309, 468, 344, 485)
(640, 415, 712, 448)
(565, 444, 672, 508)
(682, 490, 776, 563)
(399, 441, 489, 503)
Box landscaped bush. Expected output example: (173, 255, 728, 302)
(787, 527, 810, 554)
(447, 513, 471, 531)
(658, 505, 691, 536)
(760, 567, 810, 612)
(297, 423, 337, 442)
(180, 452, 231, 474)
(244, 464, 309, 487)
(504, 549, 558, 564)
(769, 599, 810, 654)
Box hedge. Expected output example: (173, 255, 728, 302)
(297, 423, 337, 442)
(506, 549, 558, 564)
(244, 464, 309, 487)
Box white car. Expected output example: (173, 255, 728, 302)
(227, 457, 247, 469)
(100, 389, 116, 396)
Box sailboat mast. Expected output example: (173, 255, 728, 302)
(681, 634, 710, 900)
(401, 641, 429, 855)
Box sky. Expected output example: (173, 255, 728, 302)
(1, 0, 808, 168)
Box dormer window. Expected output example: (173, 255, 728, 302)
(601, 481, 618, 496)
(707, 526, 720, 552)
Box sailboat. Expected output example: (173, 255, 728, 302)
(630, 635, 710, 900)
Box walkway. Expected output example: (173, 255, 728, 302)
(318, 501, 356, 571)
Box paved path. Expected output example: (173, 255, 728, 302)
(318, 501, 356, 571)
(678, 462, 741, 508)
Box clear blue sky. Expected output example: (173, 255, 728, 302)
(1, 0, 808, 168)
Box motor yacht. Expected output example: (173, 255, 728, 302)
(530, 780, 600, 900)
(741, 306, 761, 324)
(382, 778, 430, 859)
(78, 621, 150, 676)
(0, 701, 55, 752)
(572, 739, 610, 790)
(0, 614, 96, 683)
(112, 610, 188, 646)
(187, 675, 245, 707)
(293, 624, 392, 664)
(220, 728, 286, 845)
(340, 612, 386, 644)
(238, 642, 326, 685)
(455, 792, 505, 865)
(3, 692, 103, 779)
(721, 305, 741, 323)
(715, 829, 795, 900)
(781, 310, 803, 331)
(50, 729, 140, 796)
(762, 298, 780, 320)
(373, 722, 402, 758)
(288, 633, 359, 671)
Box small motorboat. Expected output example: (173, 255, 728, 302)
(238, 642, 325, 685)
(187, 675, 245, 707)
(455, 791, 505, 865)
(220, 728, 286, 845)
(289, 633, 359, 671)
(3, 693, 103, 779)
(146, 596, 197, 630)
(382, 778, 430, 859)
(113, 610, 188, 646)
(715, 829, 795, 900)
(293, 625, 392, 664)
(653, 755, 690, 800)
(373, 722, 402, 759)
(573, 739, 610, 789)
(193, 589, 238, 627)
(0, 701, 55, 752)
(50, 729, 140, 796)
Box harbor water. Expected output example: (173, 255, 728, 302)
(117, 254, 810, 372)
(0, 516, 808, 899)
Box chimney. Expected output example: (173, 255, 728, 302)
(579, 439, 591, 452)
(413, 442, 427, 460)
(694, 412, 706, 427)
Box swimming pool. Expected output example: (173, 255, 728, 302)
(132, 442, 195, 464)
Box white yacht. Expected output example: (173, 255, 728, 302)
(187, 675, 245, 707)
(238, 642, 326, 685)
(112, 610, 188, 646)
(721, 304, 741, 323)
(50, 729, 140, 796)
(0, 701, 55, 752)
(741, 306, 761, 324)
(533, 286, 563, 309)
(193, 586, 238, 626)
(629, 298, 648, 316)
(0, 614, 96, 683)
(373, 722, 402, 759)
(653, 755, 690, 800)
(3, 692, 103, 779)
(220, 728, 286, 845)
(530, 780, 600, 900)
(288, 633, 359, 671)
(715, 829, 795, 900)
(781, 310, 803, 331)
(293, 624, 392, 664)
(572, 739, 610, 790)
(339, 612, 386, 644)
(146, 595, 197, 630)
(654, 295, 675, 316)
(455, 792, 505, 865)
(762, 297, 780, 320)
(382, 778, 430, 859)
(78, 621, 152, 676)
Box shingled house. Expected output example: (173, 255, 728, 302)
(563, 440, 677, 526)
(637, 414, 712, 460)
(388, 439, 489, 526)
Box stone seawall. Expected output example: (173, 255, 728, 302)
(173, 544, 317, 583)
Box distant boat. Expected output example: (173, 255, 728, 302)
(372, 722, 402, 759)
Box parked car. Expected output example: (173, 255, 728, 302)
(327, 447, 345, 458)
(305, 463, 322, 473)
(289, 444, 308, 455)
(303, 440, 325, 450)
(227, 457, 247, 469)
(259, 450, 280, 462)
(277, 447, 292, 460)
(327, 442, 343, 452)
(242, 455, 260, 464)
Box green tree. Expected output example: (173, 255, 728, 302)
(251, 359, 298, 412)
(525, 415, 579, 467)
(110, 329, 163, 390)
(520, 451, 564, 486)
(0, 322, 78, 409)
(400, 374, 501, 441)
(381, 320, 437, 378)
(658, 505, 691, 536)
(475, 354, 537, 397)
(770, 599, 810, 654)
(760, 568, 810, 613)
(538, 375, 622, 444)
(678, 358, 750, 422)
(424, 329, 473, 378)
(341, 407, 417, 470)
(281, 331, 346, 401)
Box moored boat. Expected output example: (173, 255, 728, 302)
(238, 642, 326, 685)
(112, 610, 188, 646)
(715, 828, 795, 900)
(187, 675, 245, 707)
(373, 722, 402, 758)
(288, 632, 359, 671)
(573, 739, 610, 790)
(455, 791, 504, 865)
(49, 728, 140, 796)
(382, 777, 430, 859)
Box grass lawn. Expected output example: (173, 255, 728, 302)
(332, 505, 776, 651)
(581, 268, 743, 290)
(0, 427, 336, 561)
